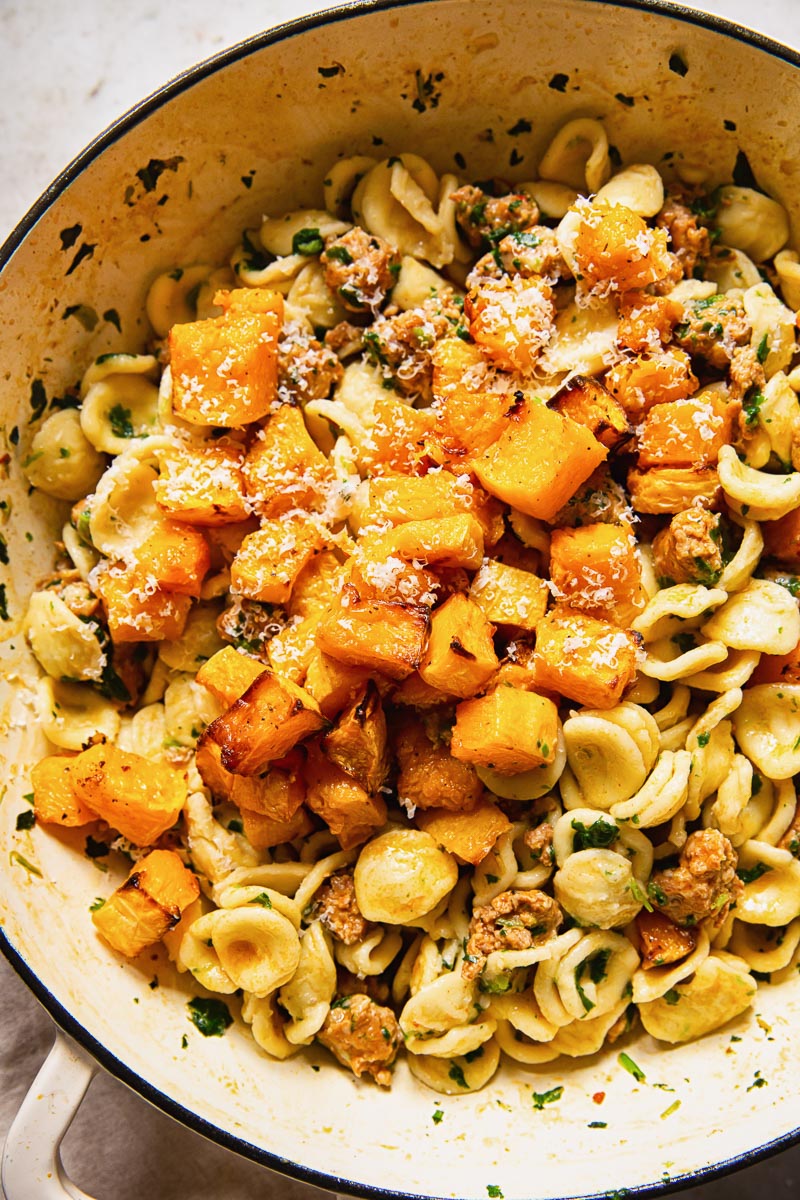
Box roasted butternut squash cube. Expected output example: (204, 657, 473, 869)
(418, 593, 498, 698)
(214, 286, 282, 317)
(349, 535, 439, 606)
(169, 294, 282, 427)
(574, 203, 672, 291)
(243, 404, 334, 518)
(239, 804, 314, 851)
(94, 565, 192, 644)
(635, 909, 698, 970)
(415, 798, 511, 865)
(266, 615, 320, 684)
(31, 755, 95, 826)
(749, 635, 800, 686)
(627, 466, 721, 514)
(391, 671, 452, 709)
(304, 649, 373, 719)
(451, 686, 559, 774)
(393, 713, 483, 811)
(360, 395, 435, 476)
(71, 743, 187, 844)
(93, 849, 199, 958)
(322, 682, 389, 794)
(605, 349, 698, 417)
(230, 516, 325, 605)
(205, 669, 327, 775)
(357, 471, 504, 545)
(315, 592, 429, 680)
(289, 550, 345, 619)
(205, 518, 259, 565)
(384, 513, 485, 570)
(195, 738, 305, 820)
(155, 442, 249, 526)
(466, 275, 555, 374)
(532, 607, 640, 709)
(474, 399, 607, 521)
(195, 646, 266, 707)
(305, 745, 387, 849)
(430, 341, 511, 461)
(637, 392, 736, 468)
(551, 376, 631, 452)
(549, 522, 644, 626)
(469, 560, 549, 632)
(135, 522, 210, 597)
(762, 507, 800, 568)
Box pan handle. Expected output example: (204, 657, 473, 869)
(2, 1031, 98, 1200)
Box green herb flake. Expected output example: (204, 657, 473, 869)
(660, 1100, 681, 1119)
(487, 1188, 503, 1198)
(588, 1120, 608, 1128)
(432, 1108, 444, 1124)
(108, 404, 135, 439)
(0, 585, 10, 622)
(15, 810, 35, 831)
(330, 996, 351, 1010)
(292, 227, 325, 256)
(696, 731, 711, 747)
(572, 817, 618, 851)
(89, 896, 105, 912)
(252, 891, 273, 908)
(664, 988, 681, 1006)
(532, 1085, 564, 1110)
(737, 862, 771, 885)
(747, 1071, 768, 1092)
(181, 1034, 189, 1049)
(187, 997, 233, 1037)
(9, 851, 42, 877)
(756, 333, 770, 364)
(618, 1052, 646, 1083)
(448, 1063, 470, 1089)
(325, 243, 353, 265)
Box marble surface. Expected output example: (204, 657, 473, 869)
(1, 1, 800, 1198)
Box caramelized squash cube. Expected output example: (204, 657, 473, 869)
(289, 550, 346, 619)
(415, 798, 511, 865)
(605, 349, 698, 417)
(322, 682, 389, 794)
(239, 804, 315, 851)
(360, 395, 435, 476)
(549, 522, 644, 626)
(169, 295, 282, 427)
(532, 607, 640, 709)
(474, 399, 607, 521)
(195, 646, 266, 707)
(749, 635, 800, 686)
(135, 522, 210, 597)
(230, 515, 325, 605)
(418, 593, 498, 698)
(635, 909, 698, 970)
(195, 738, 305, 820)
(305, 745, 387, 849)
(315, 593, 429, 680)
(574, 203, 672, 291)
(266, 615, 320, 684)
(359, 471, 503, 544)
(71, 743, 187, 844)
(205, 669, 326, 775)
(93, 849, 199, 958)
(31, 755, 95, 826)
(637, 392, 736, 468)
(393, 713, 483, 811)
(155, 442, 249, 526)
(627, 466, 721, 514)
(385, 513, 485, 570)
(469, 560, 549, 631)
(762, 507, 800, 568)
(551, 376, 631, 452)
(391, 671, 452, 709)
(451, 686, 559, 774)
(243, 404, 334, 518)
(431, 339, 511, 460)
(94, 565, 192, 643)
(304, 649, 373, 719)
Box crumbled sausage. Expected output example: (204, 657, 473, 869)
(462, 889, 562, 980)
(522, 821, 554, 867)
(648, 829, 743, 927)
(651, 507, 724, 585)
(316, 993, 401, 1087)
(38, 570, 100, 619)
(672, 294, 751, 369)
(312, 869, 372, 945)
(217, 597, 283, 658)
(635, 908, 699, 969)
(656, 189, 712, 280)
(336, 968, 390, 1005)
(728, 344, 766, 401)
(451, 184, 540, 248)
(363, 296, 458, 400)
(550, 466, 634, 528)
(278, 321, 343, 405)
(324, 320, 365, 358)
(467, 228, 568, 288)
(321, 227, 399, 313)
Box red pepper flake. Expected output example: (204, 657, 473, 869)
(592, 1092, 606, 1105)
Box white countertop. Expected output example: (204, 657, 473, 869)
(1, 1, 800, 1198)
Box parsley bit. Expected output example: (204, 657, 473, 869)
(432, 1108, 444, 1124)
(618, 1052, 646, 1083)
(532, 1085, 564, 1110)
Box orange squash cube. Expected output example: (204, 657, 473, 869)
(637, 393, 736, 468)
(322, 682, 389, 794)
(551, 376, 631, 452)
(315, 592, 430, 680)
(230, 515, 325, 605)
(418, 594, 498, 698)
(549, 522, 645, 626)
(605, 349, 698, 417)
(134, 522, 210, 596)
(473, 399, 607, 521)
(169, 293, 282, 427)
(239, 804, 315, 851)
(430, 339, 511, 460)
(305, 745, 387, 850)
(92, 849, 199, 958)
(266, 615, 320, 684)
(155, 441, 249, 526)
(360, 395, 435, 476)
(195, 738, 305, 821)
(393, 712, 483, 811)
(71, 743, 187, 844)
(749, 635, 800, 686)
(573, 203, 672, 291)
(532, 607, 640, 709)
(195, 646, 266, 707)
(348, 536, 438, 606)
(31, 755, 95, 826)
(627, 466, 721, 514)
(391, 671, 452, 709)
(469, 559, 549, 631)
(383, 513, 485, 570)
(451, 686, 559, 774)
(289, 551, 345, 619)
(360, 471, 504, 544)
(243, 404, 334, 518)
(304, 649, 373, 719)
(761, 507, 800, 568)
(415, 797, 511, 865)
(93, 565, 192, 643)
(205, 669, 327, 775)
(466, 276, 554, 374)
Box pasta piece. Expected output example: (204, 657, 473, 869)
(537, 117, 611, 193)
(353, 829, 458, 924)
(732, 684, 800, 780)
(23, 409, 106, 501)
(638, 952, 756, 1043)
(715, 185, 790, 262)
